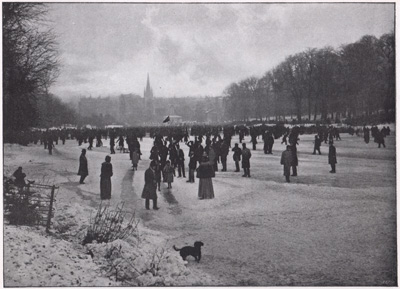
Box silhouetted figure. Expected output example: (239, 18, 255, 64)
(78, 149, 88, 184)
(100, 156, 113, 200)
(280, 146, 292, 183)
(142, 161, 159, 210)
(328, 142, 337, 173)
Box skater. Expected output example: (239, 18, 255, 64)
(131, 148, 140, 171)
(363, 126, 370, 144)
(241, 143, 252, 177)
(141, 161, 159, 210)
(313, 135, 321, 155)
(77, 149, 88, 184)
(154, 160, 162, 192)
(100, 156, 113, 200)
(177, 144, 186, 178)
(109, 135, 116, 154)
(280, 146, 292, 183)
(328, 141, 337, 173)
(88, 134, 94, 150)
(163, 160, 174, 189)
(232, 143, 242, 172)
(187, 151, 197, 183)
(291, 144, 298, 176)
(375, 130, 386, 148)
(251, 132, 257, 151)
(47, 134, 54, 155)
(197, 153, 215, 199)
(220, 140, 229, 172)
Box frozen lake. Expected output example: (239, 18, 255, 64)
(3, 132, 396, 286)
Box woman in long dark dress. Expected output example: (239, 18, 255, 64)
(100, 155, 113, 200)
(196, 153, 215, 199)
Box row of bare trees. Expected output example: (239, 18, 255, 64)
(3, 3, 69, 131)
(223, 33, 395, 122)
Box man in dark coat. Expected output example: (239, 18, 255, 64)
(141, 161, 159, 210)
(220, 140, 229, 172)
(100, 155, 113, 200)
(265, 131, 274, 154)
(232, 143, 242, 172)
(313, 135, 321, 155)
(241, 143, 252, 177)
(13, 167, 27, 189)
(291, 144, 298, 176)
(363, 126, 370, 144)
(280, 145, 292, 183)
(187, 151, 197, 183)
(177, 144, 186, 178)
(328, 141, 337, 173)
(251, 133, 257, 151)
(78, 149, 88, 184)
(376, 130, 386, 148)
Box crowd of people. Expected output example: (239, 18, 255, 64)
(7, 123, 391, 208)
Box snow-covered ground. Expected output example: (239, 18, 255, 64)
(3, 131, 397, 286)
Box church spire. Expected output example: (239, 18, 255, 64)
(144, 73, 153, 99)
(146, 73, 151, 91)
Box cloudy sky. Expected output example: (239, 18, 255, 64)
(47, 3, 394, 100)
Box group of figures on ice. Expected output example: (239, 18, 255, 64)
(10, 123, 391, 209)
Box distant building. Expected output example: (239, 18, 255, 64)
(78, 96, 118, 117)
(77, 75, 227, 126)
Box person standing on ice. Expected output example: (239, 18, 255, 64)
(220, 140, 229, 172)
(177, 144, 186, 178)
(197, 153, 215, 199)
(131, 148, 140, 171)
(241, 143, 252, 177)
(187, 151, 197, 183)
(363, 126, 370, 144)
(312, 135, 322, 155)
(77, 149, 88, 184)
(280, 145, 292, 183)
(100, 155, 113, 200)
(328, 141, 337, 173)
(232, 143, 242, 172)
(141, 161, 160, 210)
(290, 144, 298, 176)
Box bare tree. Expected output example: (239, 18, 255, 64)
(3, 3, 60, 131)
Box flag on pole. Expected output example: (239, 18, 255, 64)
(163, 116, 170, 123)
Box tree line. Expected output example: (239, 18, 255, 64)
(223, 33, 395, 123)
(3, 3, 77, 131)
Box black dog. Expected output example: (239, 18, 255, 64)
(173, 241, 204, 262)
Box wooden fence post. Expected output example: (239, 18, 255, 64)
(46, 185, 56, 233)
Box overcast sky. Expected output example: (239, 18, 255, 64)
(47, 3, 394, 100)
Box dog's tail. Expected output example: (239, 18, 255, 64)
(173, 245, 181, 251)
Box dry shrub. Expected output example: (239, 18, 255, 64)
(82, 202, 139, 245)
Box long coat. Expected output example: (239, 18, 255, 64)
(241, 148, 252, 168)
(197, 161, 215, 199)
(142, 168, 157, 200)
(78, 155, 88, 176)
(280, 150, 292, 176)
(291, 145, 298, 166)
(328, 145, 337, 164)
(100, 162, 113, 200)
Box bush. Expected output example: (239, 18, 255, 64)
(3, 177, 41, 225)
(82, 202, 139, 245)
